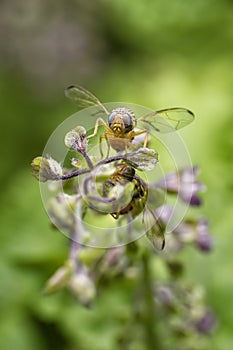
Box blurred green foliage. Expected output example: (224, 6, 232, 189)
(0, 0, 233, 349)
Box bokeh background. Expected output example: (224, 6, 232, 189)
(0, 1, 232, 349)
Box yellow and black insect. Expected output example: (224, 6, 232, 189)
(104, 164, 165, 250)
(105, 164, 148, 219)
(65, 85, 194, 157)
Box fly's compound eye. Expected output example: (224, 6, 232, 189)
(108, 108, 136, 133)
(108, 110, 117, 126)
(121, 116, 134, 133)
(122, 166, 135, 181)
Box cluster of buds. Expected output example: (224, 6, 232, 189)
(31, 121, 216, 347)
(155, 283, 217, 348)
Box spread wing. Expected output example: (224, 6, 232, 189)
(138, 108, 194, 133)
(65, 85, 109, 115)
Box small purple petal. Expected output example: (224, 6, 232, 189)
(181, 167, 196, 183)
(196, 218, 212, 252)
(179, 179, 205, 205)
(155, 205, 173, 224)
(196, 235, 212, 252)
(156, 286, 174, 306)
(103, 247, 124, 267)
(189, 194, 202, 206)
(195, 310, 217, 334)
(158, 171, 179, 192)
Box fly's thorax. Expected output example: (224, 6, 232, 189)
(108, 164, 135, 186)
(108, 108, 136, 135)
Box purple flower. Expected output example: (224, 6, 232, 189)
(157, 166, 206, 206)
(173, 217, 212, 252)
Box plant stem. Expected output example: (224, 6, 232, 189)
(81, 150, 94, 169)
(59, 167, 90, 180)
(142, 252, 163, 350)
(58, 151, 142, 181)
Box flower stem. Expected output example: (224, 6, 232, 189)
(58, 151, 142, 181)
(81, 150, 94, 169)
(141, 252, 163, 350)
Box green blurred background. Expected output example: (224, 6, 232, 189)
(0, 1, 232, 349)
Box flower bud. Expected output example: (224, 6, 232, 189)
(69, 272, 96, 306)
(31, 156, 62, 182)
(64, 126, 87, 152)
(48, 194, 76, 231)
(102, 247, 125, 268)
(43, 260, 74, 294)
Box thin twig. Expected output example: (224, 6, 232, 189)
(58, 151, 142, 181)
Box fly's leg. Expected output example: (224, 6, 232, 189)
(99, 134, 110, 158)
(143, 130, 148, 148)
(131, 129, 148, 148)
(87, 117, 108, 139)
(105, 136, 111, 158)
(87, 117, 111, 158)
(99, 134, 104, 158)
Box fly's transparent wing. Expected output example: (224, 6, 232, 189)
(143, 209, 165, 250)
(146, 187, 166, 210)
(65, 85, 109, 115)
(138, 108, 194, 133)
